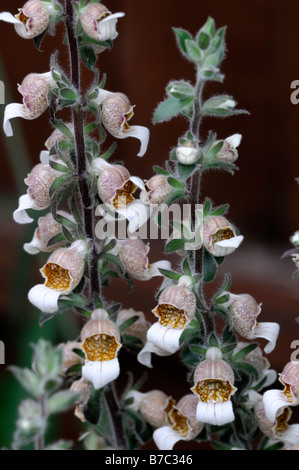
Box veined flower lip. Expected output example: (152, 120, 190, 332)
(28, 284, 62, 314)
(195, 401, 235, 426)
(225, 134, 242, 148)
(153, 426, 185, 451)
(82, 357, 120, 390)
(263, 389, 299, 423)
(253, 322, 280, 354)
(97, 12, 125, 38)
(3, 103, 26, 137)
(214, 234, 244, 249)
(137, 340, 172, 368)
(146, 322, 183, 354)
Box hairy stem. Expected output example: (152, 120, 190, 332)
(64, 0, 100, 306)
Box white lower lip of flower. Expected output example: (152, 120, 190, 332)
(118, 125, 150, 157)
(137, 340, 172, 368)
(97, 12, 125, 40)
(13, 194, 35, 224)
(82, 358, 120, 390)
(28, 284, 62, 313)
(146, 322, 183, 354)
(225, 134, 242, 148)
(263, 389, 296, 423)
(23, 233, 41, 254)
(117, 199, 150, 233)
(214, 234, 244, 255)
(0, 12, 23, 27)
(196, 401, 235, 426)
(153, 426, 183, 450)
(280, 424, 299, 446)
(253, 322, 280, 354)
(3, 103, 26, 137)
(39, 150, 50, 164)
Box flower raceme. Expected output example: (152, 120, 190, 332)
(91, 90, 150, 157)
(191, 347, 237, 426)
(80, 2, 125, 47)
(28, 239, 88, 314)
(3, 72, 55, 137)
(80, 309, 122, 390)
(0, 0, 51, 40)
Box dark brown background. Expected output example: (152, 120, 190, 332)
(0, 0, 299, 450)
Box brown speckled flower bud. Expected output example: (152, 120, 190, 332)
(168, 394, 204, 439)
(24, 163, 57, 209)
(279, 362, 299, 400)
(136, 390, 175, 429)
(116, 308, 149, 344)
(203, 215, 243, 257)
(14, 0, 50, 39)
(145, 174, 172, 205)
(97, 163, 133, 209)
(60, 341, 84, 376)
(152, 277, 196, 329)
(101, 93, 133, 137)
(176, 141, 199, 165)
(80, 3, 124, 43)
(18, 72, 53, 119)
(214, 135, 242, 164)
(45, 122, 74, 152)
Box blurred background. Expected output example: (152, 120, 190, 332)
(1, 0, 299, 450)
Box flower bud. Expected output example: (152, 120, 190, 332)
(116, 308, 150, 344)
(214, 134, 242, 164)
(80, 3, 124, 43)
(0, 0, 50, 40)
(70, 378, 92, 423)
(116, 238, 171, 281)
(146, 276, 196, 355)
(96, 162, 133, 209)
(4, 72, 55, 137)
(225, 293, 279, 354)
(144, 174, 172, 206)
(191, 347, 237, 426)
(28, 240, 88, 314)
(13, 163, 59, 224)
(176, 141, 199, 165)
(23, 211, 73, 254)
(45, 122, 74, 153)
(92, 90, 149, 157)
(80, 309, 122, 390)
(203, 215, 243, 257)
(126, 389, 175, 429)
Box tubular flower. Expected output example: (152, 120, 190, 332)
(153, 394, 204, 450)
(176, 141, 200, 165)
(80, 309, 122, 390)
(112, 238, 171, 281)
(223, 293, 280, 354)
(13, 159, 62, 224)
(203, 215, 243, 257)
(251, 392, 299, 447)
(0, 0, 51, 40)
(116, 308, 150, 345)
(23, 211, 74, 254)
(142, 174, 172, 206)
(91, 90, 149, 157)
(93, 158, 149, 232)
(191, 347, 237, 426)
(234, 342, 277, 389)
(144, 276, 196, 357)
(263, 362, 299, 423)
(28, 240, 88, 314)
(126, 389, 175, 429)
(80, 2, 124, 44)
(214, 134, 242, 164)
(3, 72, 55, 137)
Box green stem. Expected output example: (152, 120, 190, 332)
(35, 394, 46, 450)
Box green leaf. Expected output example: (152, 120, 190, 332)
(59, 88, 77, 101)
(185, 39, 202, 62)
(177, 162, 196, 181)
(48, 390, 79, 414)
(105, 253, 125, 275)
(197, 31, 210, 50)
(55, 213, 77, 231)
(232, 343, 258, 362)
(164, 189, 186, 205)
(166, 238, 186, 253)
(47, 232, 65, 248)
(153, 96, 193, 124)
(48, 160, 69, 173)
(49, 174, 73, 198)
(158, 268, 182, 281)
(167, 176, 185, 189)
(153, 166, 170, 176)
(202, 247, 218, 282)
(210, 203, 229, 217)
(80, 45, 97, 71)
(8, 367, 41, 398)
(172, 27, 193, 55)
(119, 315, 139, 333)
(50, 119, 73, 139)
(182, 258, 192, 276)
(167, 81, 194, 100)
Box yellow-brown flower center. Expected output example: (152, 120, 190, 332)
(42, 263, 72, 292)
(192, 379, 234, 403)
(82, 334, 119, 361)
(154, 303, 187, 330)
(168, 407, 190, 437)
(16, 11, 30, 29)
(112, 180, 137, 209)
(281, 381, 295, 402)
(273, 407, 291, 435)
(211, 227, 235, 244)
